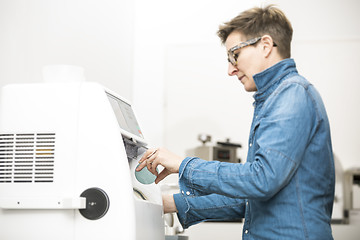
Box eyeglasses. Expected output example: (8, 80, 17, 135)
(227, 36, 277, 66)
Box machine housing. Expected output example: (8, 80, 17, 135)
(0, 82, 164, 240)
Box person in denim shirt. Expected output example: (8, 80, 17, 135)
(137, 5, 335, 240)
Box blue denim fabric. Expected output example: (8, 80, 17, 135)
(173, 59, 335, 240)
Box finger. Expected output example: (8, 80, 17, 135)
(137, 149, 158, 172)
(137, 150, 153, 171)
(145, 150, 159, 173)
(147, 158, 160, 176)
(146, 158, 153, 173)
(137, 149, 154, 171)
(138, 148, 154, 163)
(146, 149, 158, 160)
(155, 168, 171, 184)
(136, 159, 147, 171)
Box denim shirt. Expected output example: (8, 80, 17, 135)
(173, 59, 335, 240)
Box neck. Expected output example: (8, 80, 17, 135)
(263, 53, 285, 71)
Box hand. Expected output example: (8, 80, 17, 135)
(136, 147, 183, 184)
(162, 194, 178, 214)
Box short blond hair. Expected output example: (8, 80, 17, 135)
(217, 5, 293, 58)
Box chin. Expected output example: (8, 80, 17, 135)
(242, 79, 257, 92)
(244, 85, 257, 92)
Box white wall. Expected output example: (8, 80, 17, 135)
(0, 0, 134, 100)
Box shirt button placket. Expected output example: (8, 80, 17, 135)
(243, 206, 250, 239)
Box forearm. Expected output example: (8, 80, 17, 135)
(180, 155, 297, 200)
(162, 194, 178, 214)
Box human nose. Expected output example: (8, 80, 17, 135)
(228, 63, 238, 76)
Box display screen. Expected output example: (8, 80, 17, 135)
(107, 93, 143, 138)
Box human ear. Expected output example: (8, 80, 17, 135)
(261, 35, 275, 58)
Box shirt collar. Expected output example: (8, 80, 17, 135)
(253, 58, 297, 102)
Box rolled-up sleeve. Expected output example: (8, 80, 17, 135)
(173, 192, 245, 229)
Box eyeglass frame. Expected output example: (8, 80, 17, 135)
(227, 36, 277, 66)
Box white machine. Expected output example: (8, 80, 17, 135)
(186, 134, 242, 163)
(344, 168, 360, 224)
(0, 82, 165, 240)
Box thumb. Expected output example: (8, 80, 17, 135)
(155, 168, 171, 184)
